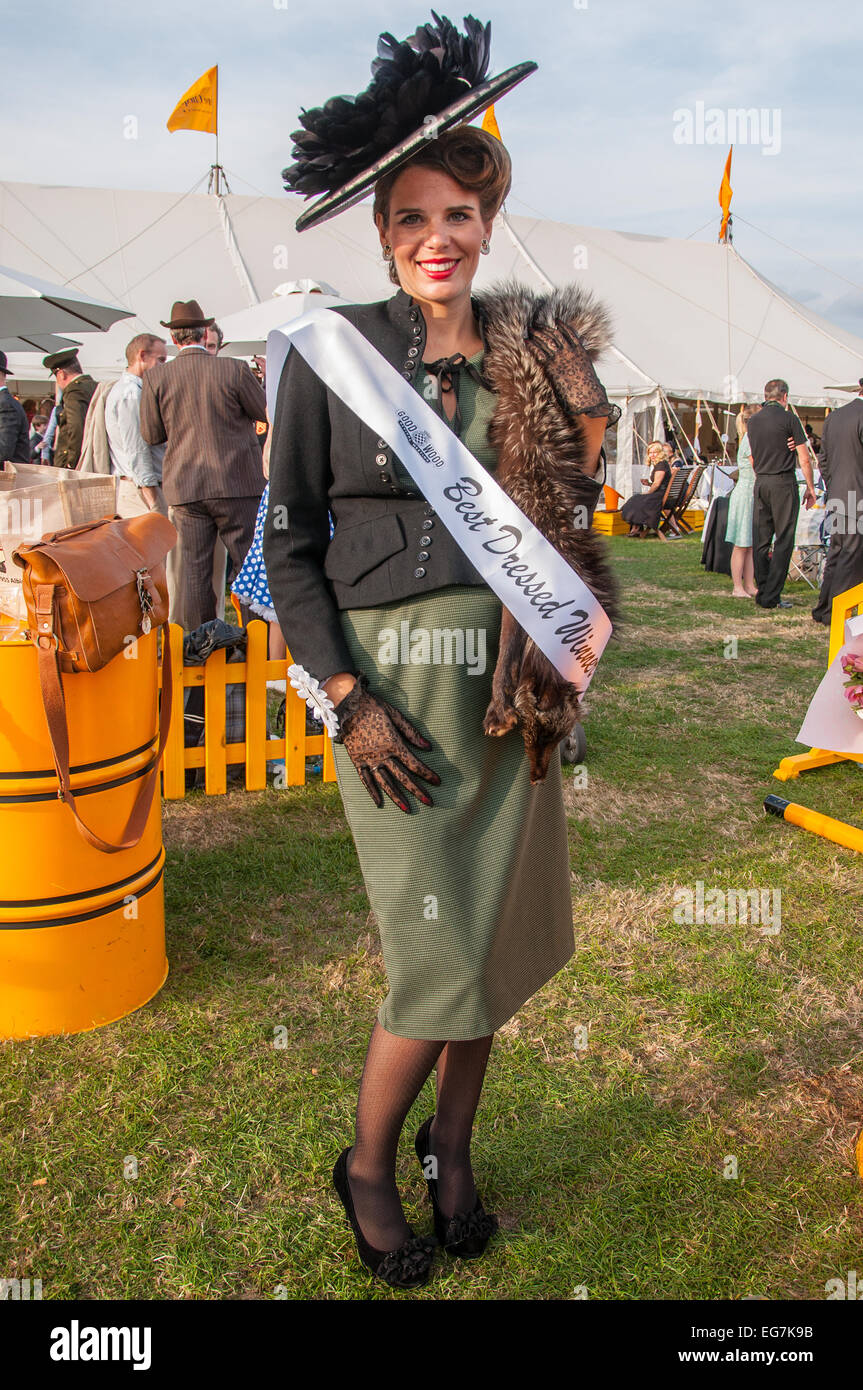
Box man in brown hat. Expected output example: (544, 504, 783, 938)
(140, 299, 267, 629)
(42, 349, 98, 469)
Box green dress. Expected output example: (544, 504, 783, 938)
(331, 351, 575, 1040)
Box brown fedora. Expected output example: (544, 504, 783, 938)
(160, 299, 215, 329)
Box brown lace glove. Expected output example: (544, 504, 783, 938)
(332, 673, 441, 813)
(527, 320, 622, 425)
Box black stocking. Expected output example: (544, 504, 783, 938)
(346, 1021, 445, 1252)
(429, 1034, 495, 1218)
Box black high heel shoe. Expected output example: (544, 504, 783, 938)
(414, 1116, 499, 1259)
(332, 1147, 436, 1289)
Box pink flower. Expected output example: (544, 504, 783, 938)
(842, 653, 863, 677)
(843, 684, 863, 705)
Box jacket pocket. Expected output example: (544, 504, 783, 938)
(323, 513, 406, 585)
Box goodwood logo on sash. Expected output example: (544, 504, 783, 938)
(269, 309, 614, 691)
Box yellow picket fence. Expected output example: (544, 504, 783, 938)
(158, 619, 336, 799)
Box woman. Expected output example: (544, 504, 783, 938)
(620, 441, 673, 537)
(725, 404, 760, 597)
(263, 13, 619, 1290)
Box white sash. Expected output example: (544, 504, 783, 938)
(267, 309, 612, 689)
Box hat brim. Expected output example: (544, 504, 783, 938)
(294, 61, 537, 233)
(160, 317, 216, 329)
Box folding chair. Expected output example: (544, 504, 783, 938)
(653, 468, 691, 539)
(659, 464, 706, 538)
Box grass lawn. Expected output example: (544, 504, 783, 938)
(2, 534, 862, 1301)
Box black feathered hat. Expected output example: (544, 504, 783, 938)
(282, 11, 536, 232)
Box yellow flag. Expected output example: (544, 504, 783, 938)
(167, 65, 218, 135)
(718, 146, 733, 242)
(481, 104, 502, 141)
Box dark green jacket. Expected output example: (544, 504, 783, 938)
(262, 285, 612, 683)
(54, 374, 98, 469)
(263, 289, 497, 682)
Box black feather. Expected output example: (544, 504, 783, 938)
(283, 12, 494, 201)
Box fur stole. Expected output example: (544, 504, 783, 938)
(471, 278, 620, 782)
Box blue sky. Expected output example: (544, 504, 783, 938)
(3, 0, 861, 337)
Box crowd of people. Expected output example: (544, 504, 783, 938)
(617, 375, 863, 622)
(2, 336, 862, 641)
(719, 375, 863, 620)
(0, 304, 285, 651)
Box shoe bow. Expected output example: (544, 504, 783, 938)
(444, 1203, 499, 1248)
(376, 1233, 437, 1286)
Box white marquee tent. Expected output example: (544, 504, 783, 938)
(2, 179, 861, 498)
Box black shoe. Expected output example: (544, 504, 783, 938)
(414, 1115, 499, 1259)
(332, 1147, 436, 1289)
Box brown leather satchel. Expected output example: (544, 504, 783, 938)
(12, 513, 177, 854)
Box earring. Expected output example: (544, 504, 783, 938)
(480, 237, 490, 255)
(383, 244, 393, 261)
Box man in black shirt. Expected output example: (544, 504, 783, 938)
(746, 378, 816, 608)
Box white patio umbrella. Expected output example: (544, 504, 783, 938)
(0, 332, 81, 355)
(218, 287, 351, 357)
(0, 264, 134, 336)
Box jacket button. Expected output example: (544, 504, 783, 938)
(417, 550, 429, 562)
(409, 309, 419, 321)
(419, 535, 432, 546)
(408, 346, 418, 357)
(380, 472, 390, 482)
(403, 362, 414, 372)
(376, 438, 388, 449)
(422, 517, 435, 528)
(375, 453, 387, 466)
(402, 370, 412, 379)
(413, 566, 426, 579)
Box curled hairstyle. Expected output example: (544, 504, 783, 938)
(646, 441, 666, 467)
(373, 126, 512, 287)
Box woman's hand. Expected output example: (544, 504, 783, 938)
(322, 672, 357, 705)
(332, 673, 441, 813)
(526, 320, 621, 427)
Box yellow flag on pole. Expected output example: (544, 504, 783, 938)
(481, 104, 502, 141)
(718, 146, 733, 242)
(167, 65, 218, 135)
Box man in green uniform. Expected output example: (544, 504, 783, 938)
(42, 349, 98, 469)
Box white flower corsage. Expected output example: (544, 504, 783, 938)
(287, 663, 340, 738)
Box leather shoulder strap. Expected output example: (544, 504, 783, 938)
(36, 619, 173, 854)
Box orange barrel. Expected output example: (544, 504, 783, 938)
(0, 628, 167, 1038)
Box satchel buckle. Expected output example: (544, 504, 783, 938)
(135, 567, 156, 636)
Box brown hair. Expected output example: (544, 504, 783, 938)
(373, 126, 512, 287)
(172, 326, 207, 346)
(764, 378, 789, 402)
(125, 332, 165, 366)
